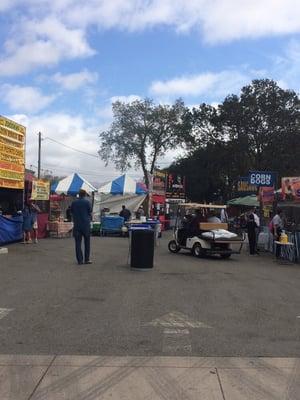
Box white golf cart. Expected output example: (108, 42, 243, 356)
(168, 203, 245, 259)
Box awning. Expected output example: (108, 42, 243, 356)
(51, 173, 97, 196)
(227, 195, 259, 207)
(98, 174, 147, 195)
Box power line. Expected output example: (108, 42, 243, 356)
(29, 163, 143, 179)
(44, 136, 100, 158)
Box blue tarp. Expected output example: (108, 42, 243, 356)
(101, 216, 124, 232)
(0, 215, 23, 244)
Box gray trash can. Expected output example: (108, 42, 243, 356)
(130, 228, 155, 270)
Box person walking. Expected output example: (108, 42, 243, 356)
(246, 214, 258, 255)
(71, 189, 92, 265)
(272, 209, 284, 259)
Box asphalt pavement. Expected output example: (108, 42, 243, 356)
(0, 233, 299, 357)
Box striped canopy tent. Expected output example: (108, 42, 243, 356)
(51, 173, 97, 196)
(227, 195, 259, 207)
(98, 174, 147, 195)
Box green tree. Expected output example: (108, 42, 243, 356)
(172, 79, 300, 201)
(99, 98, 190, 187)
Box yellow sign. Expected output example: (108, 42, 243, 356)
(31, 179, 50, 201)
(0, 116, 25, 189)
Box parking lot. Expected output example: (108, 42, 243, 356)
(1, 234, 300, 358)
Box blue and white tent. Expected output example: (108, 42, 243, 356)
(51, 173, 97, 196)
(93, 174, 147, 220)
(98, 174, 147, 195)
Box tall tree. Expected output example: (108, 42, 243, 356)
(99, 98, 189, 187)
(172, 79, 300, 201)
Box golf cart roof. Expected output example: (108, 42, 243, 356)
(180, 203, 226, 209)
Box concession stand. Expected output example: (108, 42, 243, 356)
(49, 173, 96, 238)
(0, 116, 25, 245)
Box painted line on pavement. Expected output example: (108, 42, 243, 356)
(0, 308, 13, 320)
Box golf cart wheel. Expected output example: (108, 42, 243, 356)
(192, 243, 204, 258)
(221, 254, 231, 259)
(168, 240, 180, 253)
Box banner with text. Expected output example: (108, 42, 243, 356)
(281, 177, 300, 201)
(166, 173, 185, 199)
(0, 116, 25, 189)
(152, 170, 167, 195)
(248, 171, 276, 187)
(31, 179, 50, 201)
(236, 177, 258, 195)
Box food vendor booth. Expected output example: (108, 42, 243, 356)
(0, 116, 25, 245)
(50, 173, 96, 237)
(95, 174, 147, 235)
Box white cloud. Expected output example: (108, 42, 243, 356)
(97, 95, 141, 120)
(110, 95, 141, 103)
(9, 112, 143, 184)
(150, 70, 250, 99)
(52, 69, 98, 90)
(1, 1, 300, 79)
(1, 85, 55, 113)
(0, 17, 95, 76)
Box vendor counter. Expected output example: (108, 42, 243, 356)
(47, 221, 73, 238)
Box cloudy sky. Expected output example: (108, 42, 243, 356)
(1, 0, 300, 185)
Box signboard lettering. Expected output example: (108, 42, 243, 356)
(0, 116, 25, 189)
(166, 174, 185, 199)
(31, 180, 50, 201)
(248, 171, 276, 187)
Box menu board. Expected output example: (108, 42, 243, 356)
(31, 179, 50, 200)
(0, 116, 26, 189)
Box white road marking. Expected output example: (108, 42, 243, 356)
(0, 247, 8, 255)
(0, 308, 13, 320)
(145, 311, 212, 329)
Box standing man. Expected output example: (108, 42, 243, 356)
(272, 209, 284, 259)
(246, 214, 258, 255)
(119, 205, 131, 222)
(30, 201, 41, 244)
(250, 207, 260, 253)
(71, 189, 92, 265)
(220, 208, 228, 223)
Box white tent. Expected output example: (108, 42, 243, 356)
(93, 174, 147, 220)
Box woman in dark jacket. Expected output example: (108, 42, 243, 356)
(247, 214, 258, 255)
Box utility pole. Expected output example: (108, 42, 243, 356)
(37, 132, 42, 179)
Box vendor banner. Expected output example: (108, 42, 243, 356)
(236, 177, 258, 194)
(152, 170, 167, 195)
(31, 179, 50, 201)
(0, 116, 25, 189)
(281, 177, 300, 201)
(166, 173, 185, 199)
(259, 186, 274, 204)
(248, 171, 276, 187)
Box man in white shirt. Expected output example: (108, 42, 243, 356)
(220, 208, 228, 223)
(272, 209, 284, 259)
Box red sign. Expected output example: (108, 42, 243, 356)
(259, 187, 274, 204)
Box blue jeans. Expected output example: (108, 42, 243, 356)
(73, 228, 90, 264)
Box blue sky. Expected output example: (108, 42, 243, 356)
(1, 0, 300, 184)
